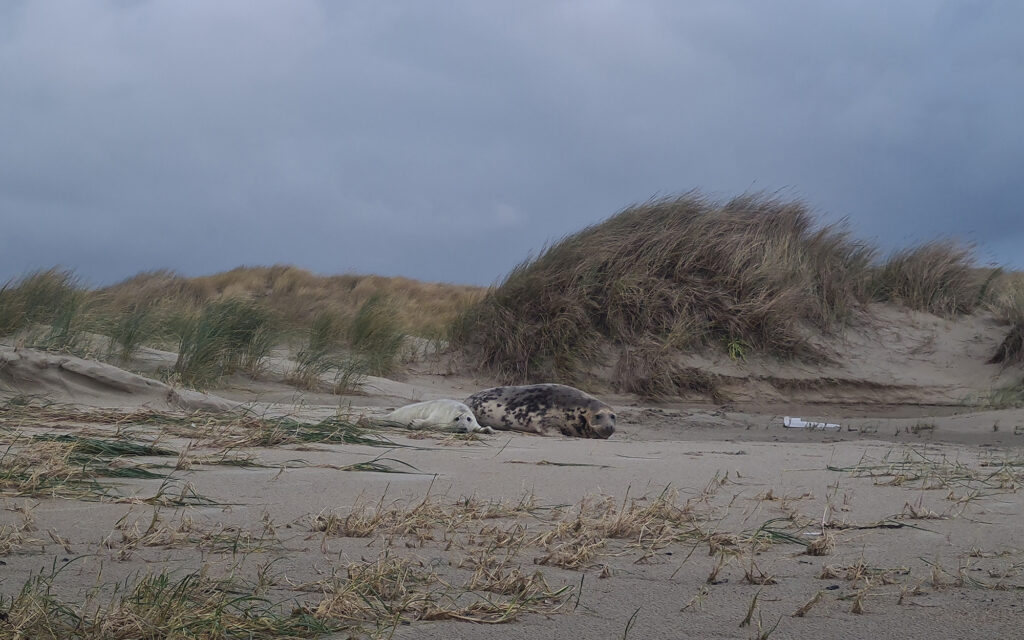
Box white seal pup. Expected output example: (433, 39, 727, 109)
(383, 399, 494, 433)
(465, 384, 615, 439)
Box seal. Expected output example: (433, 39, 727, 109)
(465, 384, 616, 438)
(383, 399, 494, 434)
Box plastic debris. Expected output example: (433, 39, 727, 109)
(783, 416, 841, 431)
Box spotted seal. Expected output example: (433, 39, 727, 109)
(465, 384, 615, 438)
(383, 399, 494, 433)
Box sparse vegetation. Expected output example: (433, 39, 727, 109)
(978, 383, 1024, 409)
(1, 563, 339, 639)
(0, 434, 174, 500)
(828, 448, 1024, 493)
(0, 398, 401, 449)
(1, 404, 1021, 639)
(0, 400, 421, 503)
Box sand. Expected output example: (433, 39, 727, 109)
(1, 308, 1022, 639)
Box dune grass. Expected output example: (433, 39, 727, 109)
(97, 265, 482, 338)
(0, 269, 87, 351)
(451, 193, 1002, 387)
(289, 310, 348, 391)
(3, 194, 1019, 396)
(451, 194, 877, 385)
(2, 265, 475, 391)
(347, 294, 405, 377)
(986, 273, 1024, 366)
(871, 241, 979, 316)
(171, 299, 276, 388)
(288, 297, 406, 391)
(103, 302, 158, 363)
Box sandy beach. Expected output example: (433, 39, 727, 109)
(2, 301, 1022, 639)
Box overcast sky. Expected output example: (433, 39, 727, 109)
(2, 1, 1021, 287)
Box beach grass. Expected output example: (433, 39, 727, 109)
(450, 192, 993, 386)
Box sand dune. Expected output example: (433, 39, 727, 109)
(0, 346, 238, 412)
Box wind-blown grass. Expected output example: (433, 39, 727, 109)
(347, 294, 405, 376)
(451, 193, 876, 385)
(288, 297, 405, 390)
(172, 299, 276, 388)
(0, 400, 415, 501)
(871, 240, 979, 316)
(289, 310, 344, 390)
(103, 302, 157, 363)
(0, 269, 86, 349)
(0, 399, 401, 449)
(0, 435, 172, 499)
(451, 193, 1005, 388)
(97, 265, 481, 338)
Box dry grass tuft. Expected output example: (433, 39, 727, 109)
(304, 551, 572, 627)
(311, 493, 542, 545)
(791, 590, 823, 617)
(0, 513, 41, 556)
(108, 510, 281, 559)
(820, 560, 909, 587)
(804, 531, 836, 556)
(742, 560, 778, 585)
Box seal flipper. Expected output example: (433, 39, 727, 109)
(538, 415, 564, 436)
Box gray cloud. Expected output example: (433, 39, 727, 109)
(2, 1, 1021, 286)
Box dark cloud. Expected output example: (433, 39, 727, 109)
(2, 1, 1021, 286)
